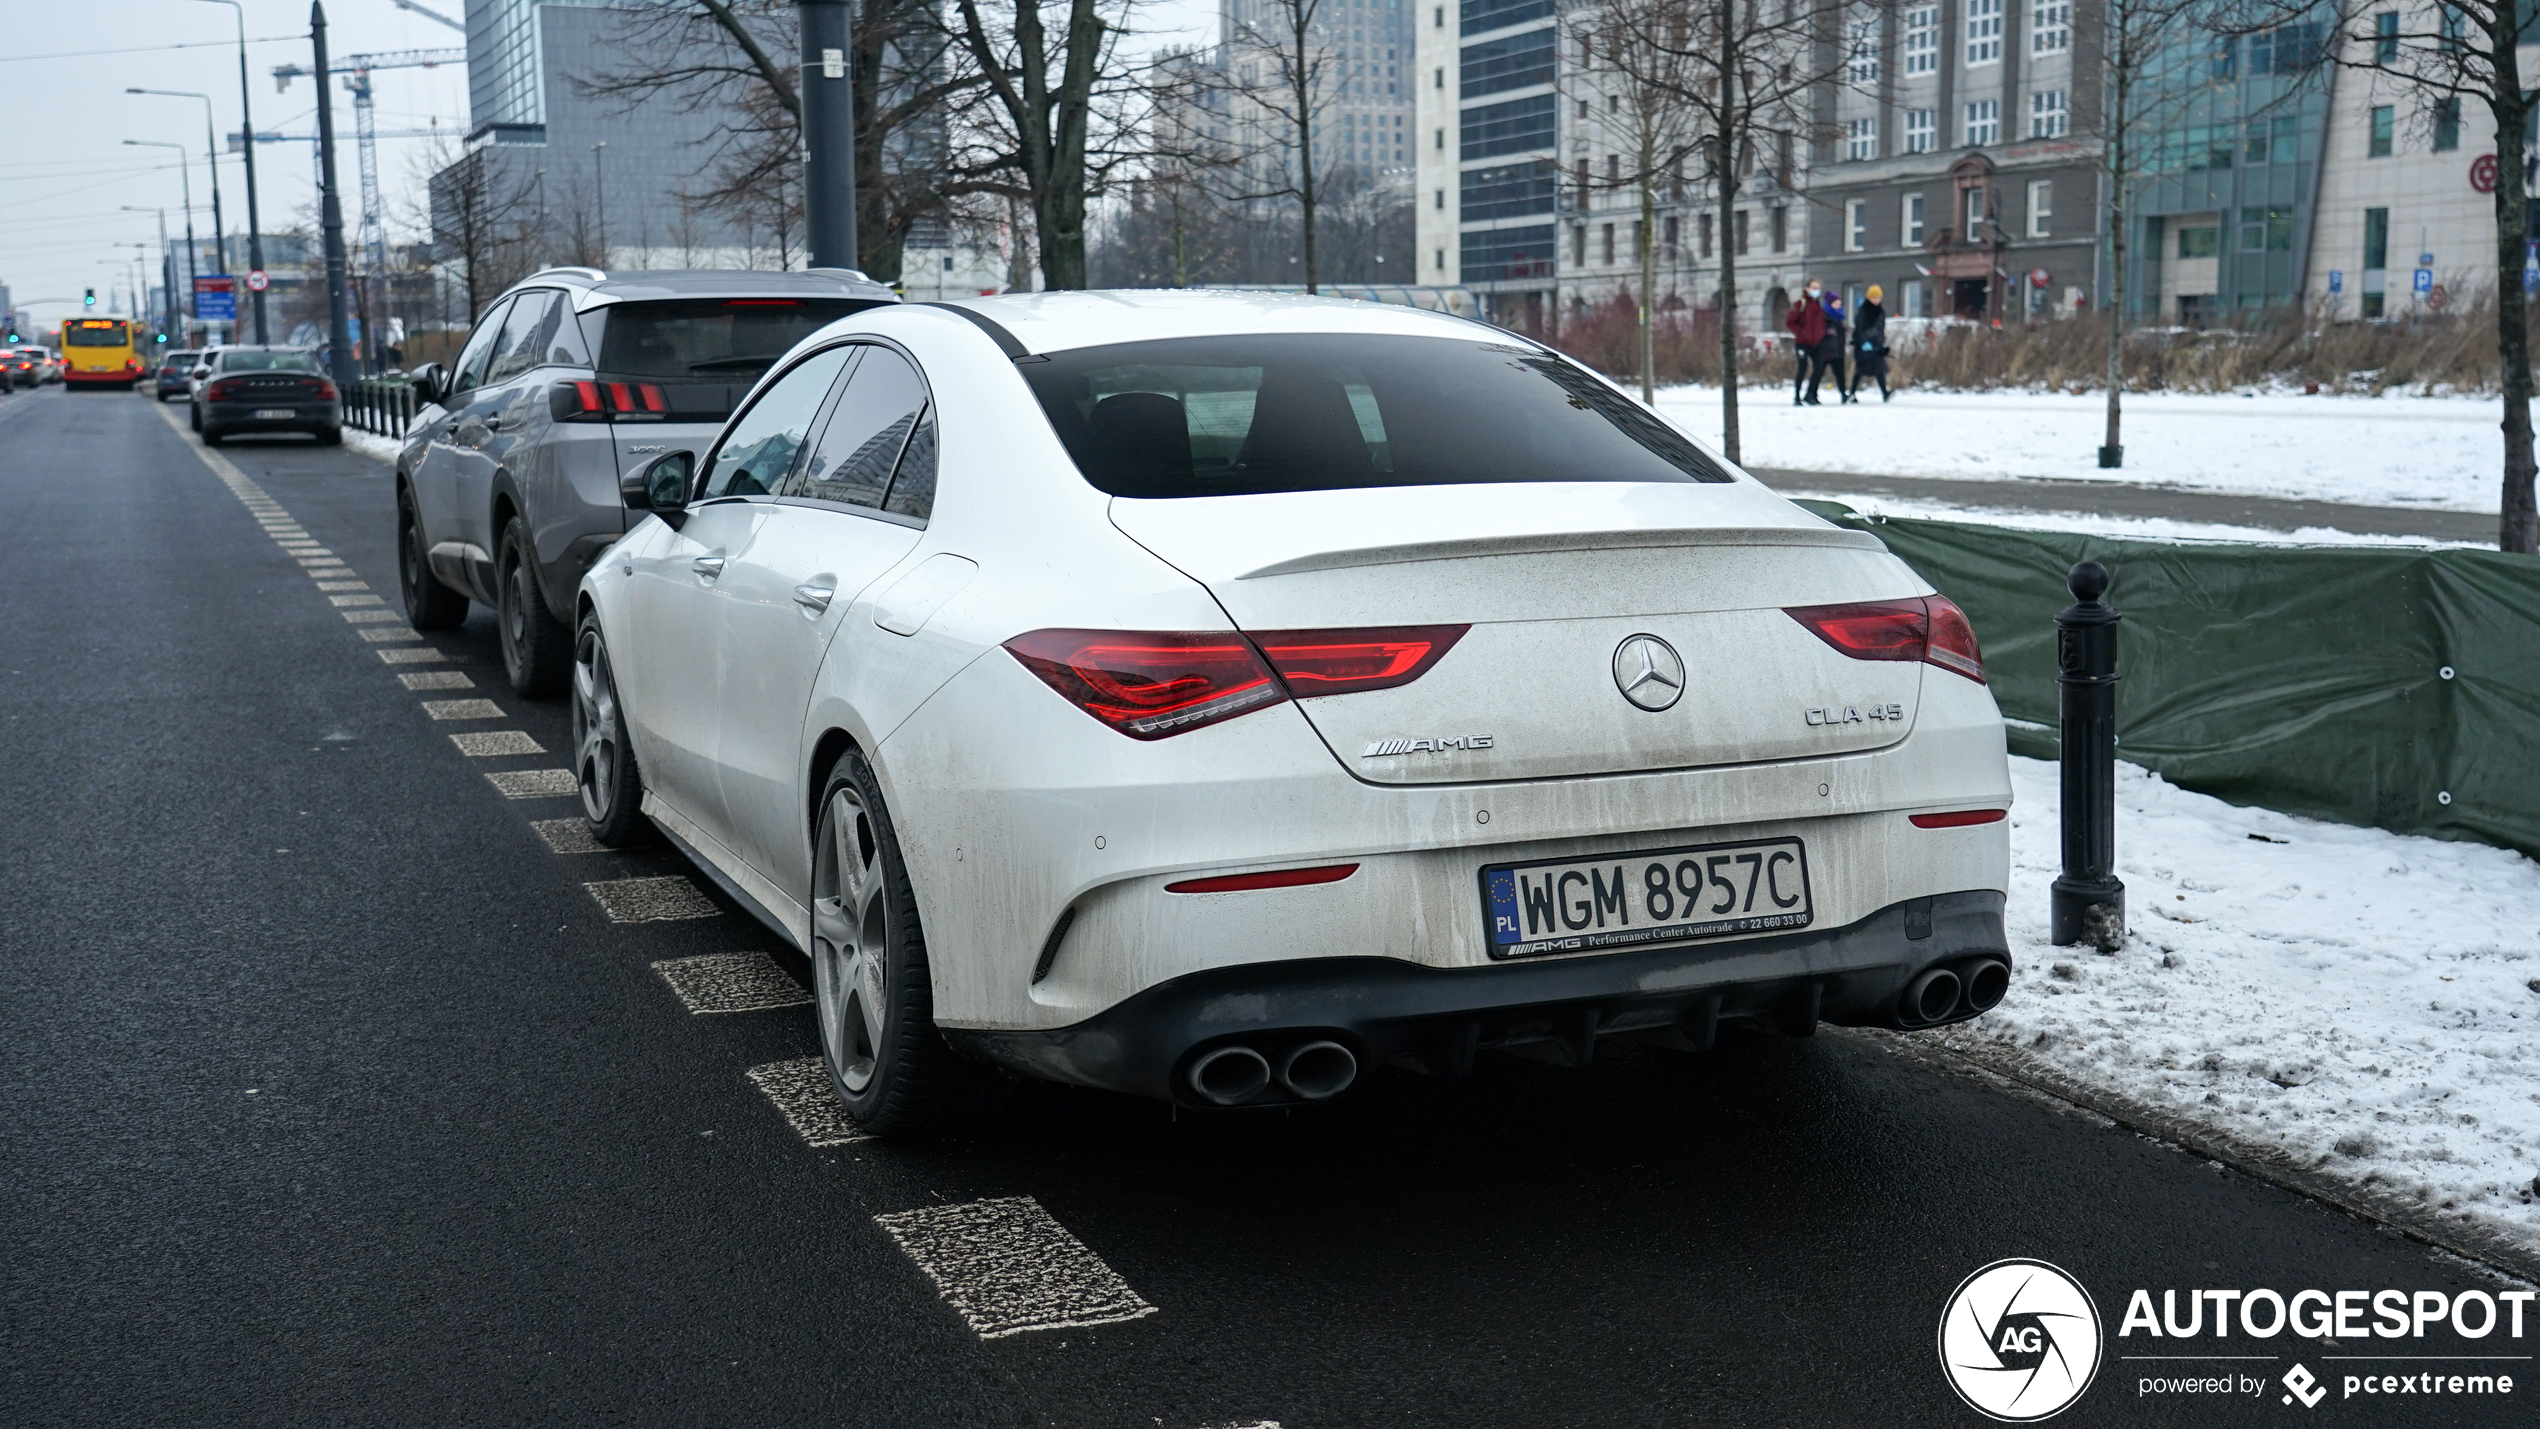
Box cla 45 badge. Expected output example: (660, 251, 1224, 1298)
(1806, 703, 1905, 726)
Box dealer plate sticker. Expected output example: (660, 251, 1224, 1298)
(1482, 837, 1812, 959)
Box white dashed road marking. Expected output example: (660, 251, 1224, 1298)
(652, 952, 811, 1013)
(529, 817, 607, 853)
(342, 609, 403, 624)
(398, 671, 473, 690)
(358, 627, 423, 643)
(486, 768, 578, 798)
(421, 698, 505, 721)
(584, 875, 719, 922)
(451, 731, 544, 756)
(329, 593, 385, 607)
(745, 1058, 866, 1146)
(875, 1197, 1158, 1340)
(377, 647, 448, 665)
(315, 580, 369, 592)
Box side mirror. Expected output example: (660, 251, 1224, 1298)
(410, 362, 446, 405)
(628, 450, 695, 522)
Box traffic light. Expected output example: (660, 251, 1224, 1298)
(83, 288, 95, 307)
(154, 331, 168, 344)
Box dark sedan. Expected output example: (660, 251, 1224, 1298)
(190, 348, 342, 447)
(2, 351, 39, 389)
(153, 351, 203, 402)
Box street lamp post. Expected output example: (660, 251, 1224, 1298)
(312, 2, 357, 392)
(591, 142, 608, 266)
(123, 141, 202, 341)
(797, 0, 857, 271)
(189, 0, 267, 342)
(127, 90, 228, 274)
(120, 207, 174, 335)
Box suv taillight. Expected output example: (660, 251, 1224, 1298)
(1786, 595, 1985, 683)
(1005, 624, 1472, 738)
(552, 379, 670, 423)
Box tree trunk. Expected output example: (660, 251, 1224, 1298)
(2100, 57, 2127, 468)
(2490, 32, 2538, 553)
(1297, 36, 1320, 294)
(1640, 174, 1657, 402)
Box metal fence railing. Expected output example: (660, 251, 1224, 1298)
(346, 376, 419, 441)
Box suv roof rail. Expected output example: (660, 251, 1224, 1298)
(525, 266, 608, 284)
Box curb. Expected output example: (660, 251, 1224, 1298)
(1834, 1027, 2540, 1288)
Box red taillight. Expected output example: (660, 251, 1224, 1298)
(1166, 863, 1360, 894)
(1005, 629, 1286, 739)
(574, 379, 603, 413)
(1786, 595, 1986, 683)
(1909, 809, 2006, 828)
(638, 382, 667, 413)
(1252, 625, 1469, 696)
(206, 378, 238, 402)
(313, 378, 338, 401)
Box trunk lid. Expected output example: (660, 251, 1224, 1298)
(1109, 482, 1931, 784)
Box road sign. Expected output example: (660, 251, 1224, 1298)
(2413, 267, 2435, 295)
(244, 270, 270, 293)
(2471, 153, 2499, 193)
(2028, 267, 2051, 289)
(2327, 270, 2343, 293)
(193, 274, 237, 322)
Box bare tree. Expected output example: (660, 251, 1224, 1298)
(2088, 0, 2204, 473)
(1571, 0, 1710, 402)
(2292, 0, 2534, 551)
(1225, 0, 1345, 291)
(1620, 0, 1850, 463)
(951, 0, 1144, 289)
(418, 137, 536, 318)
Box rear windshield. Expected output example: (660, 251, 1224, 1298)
(586, 299, 875, 381)
(63, 323, 129, 347)
(215, 350, 320, 373)
(1020, 332, 1732, 498)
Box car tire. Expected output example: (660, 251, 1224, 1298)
(315, 426, 342, 446)
(188, 405, 201, 431)
(398, 485, 469, 630)
(811, 750, 1010, 1138)
(201, 426, 224, 447)
(571, 613, 652, 848)
(497, 516, 571, 697)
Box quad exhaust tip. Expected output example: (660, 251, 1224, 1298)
(1903, 966, 1962, 1025)
(1278, 1041, 1357, 1100)
(1188, 1045, 1272, 1106)
(1961, 957, 2010, 1013)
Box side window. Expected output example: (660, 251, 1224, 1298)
(789, 346, 928, 510)
(700, 345, 857, 501)
(485, 290, 561, 385)
(884, 407, 936, 521)
(543, 296, 592, 368)
(450, 297, 512, 395)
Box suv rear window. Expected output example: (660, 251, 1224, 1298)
(584, 299, 875, 382)
(1019, 332, 1732, 498)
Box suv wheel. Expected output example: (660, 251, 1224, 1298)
(399, 485, 468, 630)
(497, 516, 570, 696)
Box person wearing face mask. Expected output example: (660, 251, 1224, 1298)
(1784, 281, 1831, 406)
(1848, 284, 1892, 402)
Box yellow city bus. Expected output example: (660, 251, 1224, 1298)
(62, 318, 142, 389)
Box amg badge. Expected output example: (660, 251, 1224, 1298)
(1363, 735, 1494, 757)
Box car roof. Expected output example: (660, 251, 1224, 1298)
(503, 266, 899, 311)
(925, 289, 1513, 357)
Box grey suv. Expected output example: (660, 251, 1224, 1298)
(396, 266, 896, 694)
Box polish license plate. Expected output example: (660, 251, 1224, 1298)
(253, 408, 294, 420)
(1482, 837, 1813, 959)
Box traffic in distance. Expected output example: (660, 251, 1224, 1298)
(379, 279, 2016, 1135)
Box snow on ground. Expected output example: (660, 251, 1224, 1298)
(1653, 386, 2506, 514)
(1945, 756, 2540, 1249)
(1784, 491, 2475, 547)
(341, 429, 400, 466)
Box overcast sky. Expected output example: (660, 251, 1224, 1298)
(0, 0, 1216, 329)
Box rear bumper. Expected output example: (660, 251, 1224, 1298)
(947, 889, 2008, 1107)
(64, 370, 136, 386)
(205, 400, 340, 428)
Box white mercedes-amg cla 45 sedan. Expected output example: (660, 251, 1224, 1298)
(573, 291, 2013, 1135)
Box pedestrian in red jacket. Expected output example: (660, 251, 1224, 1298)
(1785, 281, 1831, 405)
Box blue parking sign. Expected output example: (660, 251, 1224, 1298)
(2327, 270, 2343, 293)
(2413, 267, 2435, 295)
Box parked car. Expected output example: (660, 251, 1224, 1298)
(187, 347, 340, 446)
(395, 265, 896, 696)
(153, 350, 203, 401)
(2, 350, 38, 389)
(568, 291, 2017, 1138)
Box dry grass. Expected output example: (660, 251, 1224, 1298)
(1545, 293, 2531, 396)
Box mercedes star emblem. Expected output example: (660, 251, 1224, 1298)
(1612, 633, 1685, 712)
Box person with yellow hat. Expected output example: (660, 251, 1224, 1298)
(1847, 283, 1892, 403)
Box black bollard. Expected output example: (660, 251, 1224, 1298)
(2051, 560, 2125, 949)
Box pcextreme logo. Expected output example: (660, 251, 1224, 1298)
(1938, 1259, 2104, 1421)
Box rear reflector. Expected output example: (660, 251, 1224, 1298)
(1909, 809, 2006, 828)
(1166, 863, 1360, 894)
(1786, 596, 1986, 684)
(1005, 629, 1287, 739)
(1252, 625, 1469, 696)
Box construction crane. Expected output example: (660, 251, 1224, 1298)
(388, 0, 465, 30)
(272, 48, 464, 286)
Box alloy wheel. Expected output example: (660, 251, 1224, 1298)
(572, 629, 622, 824)
(500, 545, 532, 683)
(812, 786, 890, 1095)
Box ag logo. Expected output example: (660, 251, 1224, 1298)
(1938, 1259, 2103, 1421)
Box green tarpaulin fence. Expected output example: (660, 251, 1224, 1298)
(1795, 501, 2540, 860)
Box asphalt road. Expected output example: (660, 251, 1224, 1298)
(2, 386, 2527, 1427)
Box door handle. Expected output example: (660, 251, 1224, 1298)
(691, 555, 726, 579)
(793, 583, 835, 615)
(484, 415, 504, 431)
